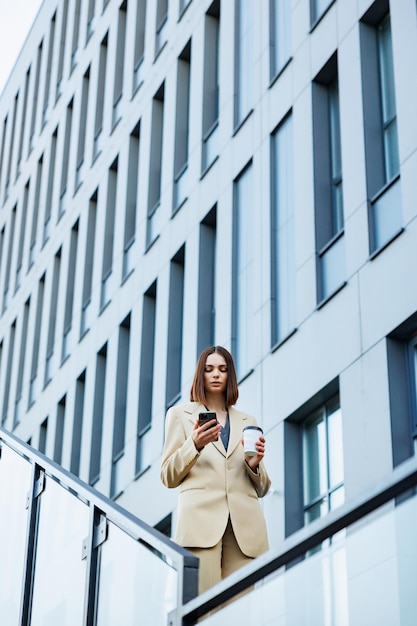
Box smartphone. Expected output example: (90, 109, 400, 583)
(199, 411, 217, 427)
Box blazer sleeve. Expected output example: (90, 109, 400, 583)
(245, 460, 271, 498)
(160, 407, 200, 488)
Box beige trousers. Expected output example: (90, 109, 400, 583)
(187, 518, 253, 595)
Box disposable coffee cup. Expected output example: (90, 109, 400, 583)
(243, 425, 263, 456)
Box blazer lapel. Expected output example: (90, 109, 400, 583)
(226, 407, 248, 457)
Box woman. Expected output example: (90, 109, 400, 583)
(160, 346, 270, 594)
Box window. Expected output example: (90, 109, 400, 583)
(2, 320, 16, 426)
(133, 0, 147, 91)
(311, 0, 334, 25)
(202, 1, 220, 172)
(147, 83, 165, 245)
(59, 100, 73, 218)
(28, 155, 43, 268)
(75, 68, 90, 190)
(29, 275, 45, 407)
(0, 116, 8, 193)
(166, 247, 185, 408)
(197, 208, 216, 356)
(173, 41, 191, 212)
(270, 0, 291, 80)
(136, 281, 157, 475)
(71, 370, 86, 476)
(387, 314, 417, 466)
(271, 113, 296, 347)
(93, 34, 108, 160)
(86, 0, 96, 40)
(39, 418, 48, 454)
(62, 221, 79, 361)
(16, 69, 31, 177)
(3, 206, 17, 312)
(54, 395, 66, 464)
(232, 163, 253, 379)
(234, 0, 253, 128)
(71, 0, 82, 72)
(360, 6, 401, 252)
(89, 344, 107, 485)
(14, 298, 30, 427)
(113, 1, 127, 128)
(44, 127, 58, 243)
(28, 42, 43, 154)
(284, 383, 343, 539)
(155, 0, 168, 56)
(111, 315, 131, 498)
(303, 397, 344, 526)
(81, 191, 98, 336)
(4, 93, 19, 201)
(56, 0, 69, 99)
(15, 181, 30, 291)
(313, 58, 345, 303)
(124, 124, 140, 278)
(408, 338, 417, 453)
(45, 249, 62, 385)
(42, 13, 56, 126)
(101, 158, 118, 309)
(179, 0, 192, 15)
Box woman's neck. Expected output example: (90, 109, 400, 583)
(205, 394, 227, 414)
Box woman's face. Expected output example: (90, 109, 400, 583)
(204, 352, 228, 395)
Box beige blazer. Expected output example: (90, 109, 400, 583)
(160, 402, 270, 557)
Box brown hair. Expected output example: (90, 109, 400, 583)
(190, 346, 239, 408)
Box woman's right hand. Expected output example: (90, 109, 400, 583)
(192, 418, 221, 452)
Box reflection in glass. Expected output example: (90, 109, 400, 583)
(30, 477, 89, 625)
(95, 521, 177, 625)
(0, 445, 31, 624)
(201, 494, 417, 626)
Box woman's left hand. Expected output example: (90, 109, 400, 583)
(244, 435, 266, 471)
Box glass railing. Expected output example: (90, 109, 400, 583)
(0, 427, 198, 625)
(2, 422, 416, 626)
(175, 456, 417, 626)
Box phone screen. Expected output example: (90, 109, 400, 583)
(199, 411, 217, 426)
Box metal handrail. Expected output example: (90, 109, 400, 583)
(173, 454, 417, 625)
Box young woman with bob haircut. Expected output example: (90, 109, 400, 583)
(161, 345, 270, 595)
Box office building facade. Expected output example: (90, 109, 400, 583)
(0, 0, 416, 570)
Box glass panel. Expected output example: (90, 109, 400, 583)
(235, 165, 253, 378)
(0, 445, 32, 624)
(313, 0, 332, 22)
(383, 118, 400, 182)
(320, 235, 345, 301)
(378, 17, 396, 126)
(305, 498, 328, 525)
(95, 521, 178, 625)
(272, 115, 295, 344)
(303, 412, 327, 505)
(271, 0, 291, 77)
(377, 15, 399, 182)
(327, 406, 344, 489)
(30, 477, 89, 625)
(373, 178, 402, 250)
(236, 0, 253, 125)
(329, 78, 343, 235)
(174, 166, 188, 210)
(203, 124, 218, 171)
(201, 493, 417, 626)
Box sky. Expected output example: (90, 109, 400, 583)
(0, 0, 43, 96)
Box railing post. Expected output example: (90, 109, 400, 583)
(18, 463, 45, 626)
(82, 506, 108, 626)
